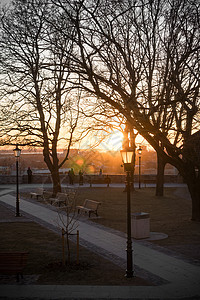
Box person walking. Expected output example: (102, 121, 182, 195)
(79, 170, 83, 185)
(27, 167, 32, 184)
(105, 175, 111, 187)
(99, 168, 102, 176)
(68, 168, 75, 185)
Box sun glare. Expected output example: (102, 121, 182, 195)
(100, 130, 124, 152)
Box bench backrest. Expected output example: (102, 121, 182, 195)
(67, 191, 76, 205)
(84, 199, 101, 210)
(56, 192, 68, 200)
(43, 191, 53, 199)
(36, 188, 44, 194)
(0, 252, 28, 271)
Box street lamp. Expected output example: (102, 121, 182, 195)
(120, 147, 134, 278)
(137, 146, 142, 189)
(13, 144, 21, 217)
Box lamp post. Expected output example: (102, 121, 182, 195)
(120, 148, 134, 278)
(138, 146, 142, 189)
(13, 144, 21, 217)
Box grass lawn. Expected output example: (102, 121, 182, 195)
(74, 186, 200, 261)
(1, 186, 200, 285)
(0, 202, 150, 286)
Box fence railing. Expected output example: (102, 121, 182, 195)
(0, 174, 183, 184)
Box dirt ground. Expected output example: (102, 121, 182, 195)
(0, 200, 151, 286)
(0, 185, 200, 285)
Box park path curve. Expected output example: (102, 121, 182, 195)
(0, 191, 200, 299)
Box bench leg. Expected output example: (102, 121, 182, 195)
(17, 273, 23, 282)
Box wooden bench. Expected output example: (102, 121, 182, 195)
(88, 176, 111, 187)
(76, 199, 101, 218)
(143, 179, 156, 187)
(65, 190, 76, 209)
(30, 188, 44, 200)
(50, 192, 69, 207)
(43, 190, 53, 200)
(0, 252, 29, 282)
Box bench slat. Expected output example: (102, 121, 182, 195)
(50, 192, 75, 207)
(76, 199, 101, 217)
(30, 188, 44, 199)
(0, 252, 29, 281)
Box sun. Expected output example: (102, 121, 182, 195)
(99, 130, 124, 152)
(77, 127, 148, 152)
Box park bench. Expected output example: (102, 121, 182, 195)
(88, 176, 111, 187)
(0, 252, 29, 282)
(65, 190, 76, 208)
(30, 188, 44, 200)
(43, 190, 53, 201)
(76, 199, 101, 218)
(50, 192, 69, 207)
(143, 179, 156, 187)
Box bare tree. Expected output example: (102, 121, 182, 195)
(53, 189, 79, 265)
(54, 0, 200, 220)
(0, 0, 85, 195)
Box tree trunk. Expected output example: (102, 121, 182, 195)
(43, 149, 61, 196)
(184, 167, 200, 221)
(156, 152, 166, 196)
(51, 169, 61, 197)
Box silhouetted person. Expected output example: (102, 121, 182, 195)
(88, 176, 92, 187)
(99, 168, 102, 176)
(105, 175, 111, 187)
(79, 170, 83, 185)
(27, 167, 32, 184)
(68, 168, 75, 185)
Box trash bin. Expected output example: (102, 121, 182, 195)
(131, 212, 150, 239)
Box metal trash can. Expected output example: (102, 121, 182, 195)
(131, 212, 150, 239)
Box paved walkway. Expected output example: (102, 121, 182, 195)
(0, 186, 199, 299)
(0, 182, 189, 189)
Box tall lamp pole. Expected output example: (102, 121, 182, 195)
(120, 148, 134, 278)
(13, 144, 21, 217)
(138, 146, 142, 189)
